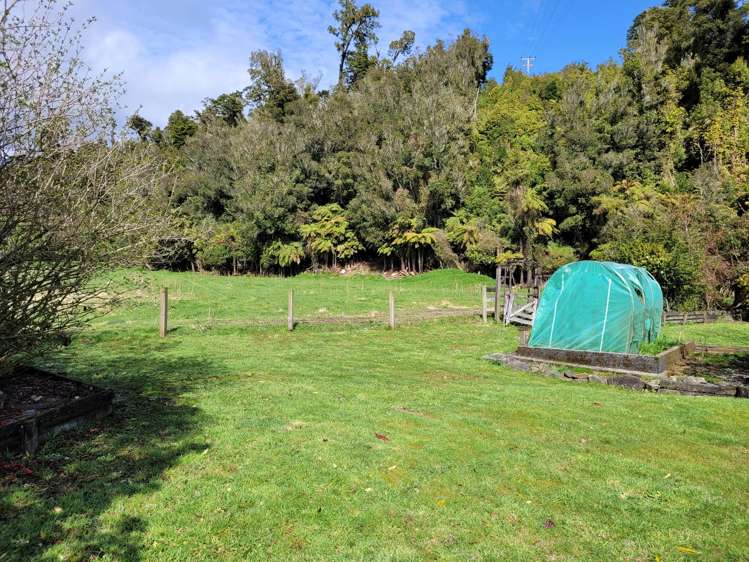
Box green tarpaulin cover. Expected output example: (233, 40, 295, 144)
(528, 261, 663, 354)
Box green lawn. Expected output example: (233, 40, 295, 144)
(99, 268, 492, 328)
(2, 270, 749, 561)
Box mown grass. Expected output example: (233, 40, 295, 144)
(99, 268, 493, 329)
(2, 269, 748, 561)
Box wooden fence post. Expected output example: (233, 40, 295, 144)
(518, 328, 530, 346)
(21, 419, 39, 453)
(159, 287, 168, 338)
(481, 285, 488, 323)
(287, 288, 294, 331)
(388, 291, 396, 329)
(494, 269, 501, 322)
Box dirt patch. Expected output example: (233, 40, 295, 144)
(283, 420, 306, 431)
(484, 351, 748, 398)
(423, 370, 480, 383)
(0, 367, 113, 452)
(392, 405, 430, 418)
(0, 368, 99, 427)
(675, 354, 749, 386)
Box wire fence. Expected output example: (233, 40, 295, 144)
(105, 271, 739, 336)
(105, 270, 492, 333)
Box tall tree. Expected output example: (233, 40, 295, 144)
(388, 30, 416, 64)
(126, 113, 154, 141)
(328, 0, 380, 87)
(200, 92, 246, 126)
(164, 110, 198, 148)
(244, 50, 299, 122)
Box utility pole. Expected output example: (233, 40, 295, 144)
(520, 55, 535, 75)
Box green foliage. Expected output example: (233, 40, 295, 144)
(260, 240, 305, 272)
(147, 0, 748, 309)
(164, 110, 198, 148)
(328, 0, 381, 87)
(193, 221, 255, 274)
(199, 91, 246, 126)
(537, 242, 577, 271)
(734, 272, 749, 320)
(387, 30, 415, 63)
(445, 211, 504, 269)
(593, 238, 703, 309)
(638, 335, 682, 356)
(244, 50, 300, 122)
(126, 113, 153, 141)
(300, 204, 363, 268)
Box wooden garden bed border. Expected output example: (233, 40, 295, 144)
(0, 368, 113, 453)
(513, 342, 695, 375)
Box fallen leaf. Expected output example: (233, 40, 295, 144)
(375, 433, 389, 442)
(436, 499, 446, 507)
(53, 506, 63, 514)
(676, 546, 699, 555)
(593, 402, 602, 407)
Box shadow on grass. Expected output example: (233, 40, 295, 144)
(0, 350, 226, 561)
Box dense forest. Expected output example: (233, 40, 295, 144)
(127, 0, 749, 312)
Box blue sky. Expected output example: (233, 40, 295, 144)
(72, 0, 659, 126)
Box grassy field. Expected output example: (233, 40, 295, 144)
(98, 268, 492, 328)
(2, 269, 749, 561)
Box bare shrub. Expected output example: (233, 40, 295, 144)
(0, 1, 168, 364)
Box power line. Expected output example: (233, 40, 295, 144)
(531, 0, 562, 56)
(533, 0, 564, 56)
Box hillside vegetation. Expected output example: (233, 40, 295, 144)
(130, 1, 749, 313)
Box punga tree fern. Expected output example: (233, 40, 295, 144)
(383, 218, 439, 273)
(300, 204, 362, 269)
(260, 241, 304, 276)
(507, 185, 556, 262)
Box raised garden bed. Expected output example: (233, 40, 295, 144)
(0, 367, 113, 453)
(484, 343, 749, 398)
(513, 342, 695, 375)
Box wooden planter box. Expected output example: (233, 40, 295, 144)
(0, 368, 113, 453)
(514, 342, 695, 375)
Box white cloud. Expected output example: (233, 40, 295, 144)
(71, 0, 474, 126)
